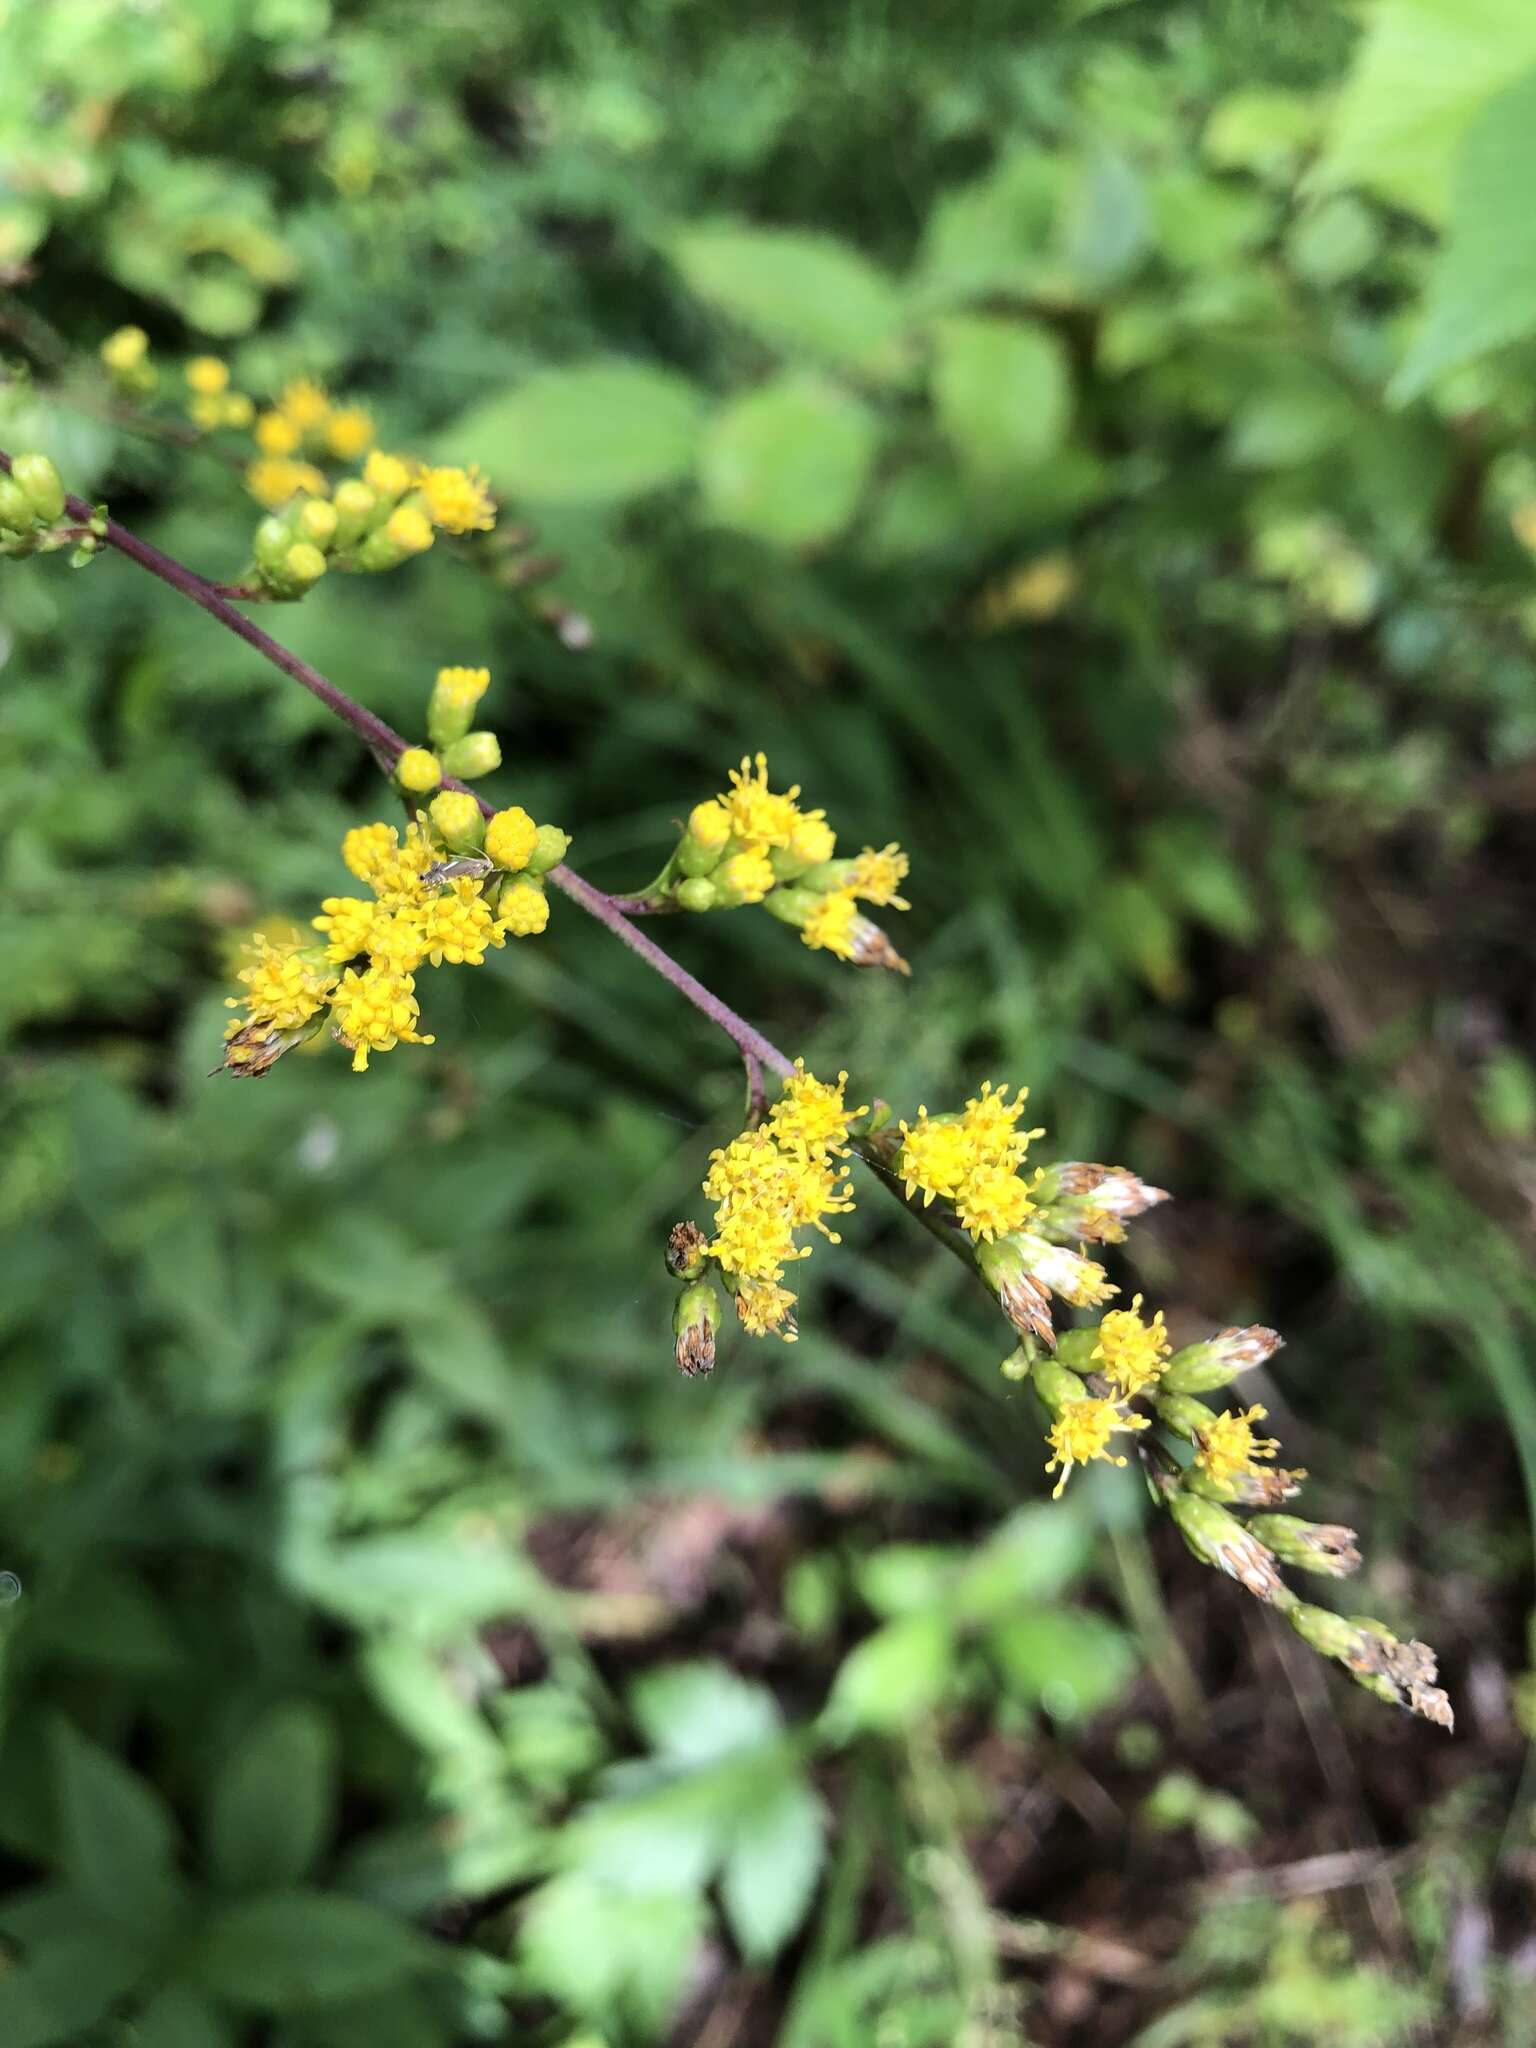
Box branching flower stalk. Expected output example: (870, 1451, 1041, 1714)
(0, 439, 1452, 1729)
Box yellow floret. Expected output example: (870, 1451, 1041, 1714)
(789, 813, 836, 866)
(688, 799, 731, 852)
(185, 356, 229, 395)
(326, 406, 374, 460)
(434, 665, 491, 709)
(397, 747, 442, 794)
(246, 458, 330, 509)
(329, 965, 433, 1073)
(485, 806, 538, 871)
(800, 888, 859, 960)
(1045, 1398, 1149, 1497)
(233, 941, 334, 1031)
(279, 377, 330, 431)
(312, 896, 378, 963)
(364, 450, 414, 500)
(429, 791, 484, 844)
(101, 326, 148, 372)
(1195, 1405, 1281, 1487)
(255, 410, 302, 456)
(721, 849, 775, 904)
(723, 752, 801, 851)
(422, 879, 503, 964)
(1093, 1293, 1171, 1399)
(499, 879, 549, 936)
(850, 842, 910, 910)
(768, 1061, 865, 1161)
(385, 505, 434, 554)
(419, 464, 496, 534)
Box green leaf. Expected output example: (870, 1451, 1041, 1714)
(190, 1890, 429, 2010)
(698, 372, 878, 546)
(1393, 65, 1536, 398)
(670, 222, 903, 370)
(1317, 0, 1536, 223)
(987, 1607, 1136, 1723)
(720, 1775, 824, 1961)
(520, 1873, 704, 2033)
(207, 1702, 337, 1893)
(50, 1721, 187, 1938)
(629, 1661, 780, 1765)
(823, 1612, 955, 1735)
(0, 1927, 147, 2048)
(442, 363, 705, 503)
(134, 1985, 235, 2048)
(930, 315, 1070, 482)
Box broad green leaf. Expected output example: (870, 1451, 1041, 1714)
(670, 222, 903, 370)
(1317, 0, 1536, 222)
(823, 1612, 955, 1734)
(442, 363, 705, 503)
(930, 315, 1070, 482)
(0, 1927, 147, 2048)
(190, 1890, 429, 2009)
(629, 1661, 780, 1765)
(50, 1721, 187, 1938)
(1393, 66, 1536, 398)
(720, 1775, 824, 1960)
(987, 1607, 1136, 1722)
(207, 1702, 337, 1893)
(519, 1873, 704, 2033)
(698, 373, 878, 546)
(134, 1985, 235, 2048)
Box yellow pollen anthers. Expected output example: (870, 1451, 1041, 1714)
(312, 895, 379, 964)
(329, 965, 433, 1073)
(231, 941, 334, 1031)
(800, 888, 859, 959)
(1044, 1398, 1150, 1498)
(768, 1060, 866, 1160)
(849, 843, 910, 910)
(1195, 1405, 1281, 1487)
(702, 1066, 858, 1341)
(419, 464, 496, 534)
(897, 1083, 1042, 1242)
(341, 821, 435, 906)
(434, 665, 491, 712)
(1093, 1292, 1172, 1399)
(723, 753, 803, 852)
(422, 880, 504, 965)
(485, 806, 538, 872)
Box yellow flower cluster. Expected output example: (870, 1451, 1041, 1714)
(666, 754, 911, 972)
(897, 1083, 1043, 1242)
(1194, 1404, 1280, 1487)
(252, 377, 375, 465)
(184, 355, 254, 432)
(702, 1063, 864, 1340)
(1092, 1293, 1170, 1398)
(1044, 1396, 1149, 1498)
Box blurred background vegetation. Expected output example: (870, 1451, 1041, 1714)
(6, 0, 1536, 2040)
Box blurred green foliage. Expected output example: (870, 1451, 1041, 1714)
(6, 0, 1536, 2040)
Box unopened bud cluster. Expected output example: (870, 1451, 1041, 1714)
(641, 753, 911, 972)
(220, 668, 567, 1076)
(0, 454, 100, 564)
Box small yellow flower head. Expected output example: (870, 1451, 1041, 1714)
(247, 458, 329, 509)
(326, 405, 375, 460)
(101, 325, 148, 372)
(723, 753, 801, 851)
(429, 790, 485, 847)
(734, 1276, 799, 1340)
(422, 879, 503, 965)
(896, 1085, 1039, 1236)
(1093, 1293, 1172, 1399)
(419, 464, 496, 534)
(688, 799, 732, 852)
(954, 1166, 1035, 1242)
(364, 450, 414, 500)
(189, 394, 227, 432)
(341, 821, 434, 906)
(312, 895, 378, 963)
(485, 805, 538, 871)
(255, 410, 302, 456)
(385, 505, 434, 555)
(366, 909, 431, 975)
(721, 849, 776, 904)
(329, 965, 433, 1073)
(1044, 1398, 1149, 1498)
(222, 393, 255, 429)
(499, 878, 550, 937)
(1195, 1405, 1281, 1488)
(279, 377, 331, 431)
(768, 1062, 866, 1161)
(185, 355, 230, 396)
(789, 813, 836, 867)
(849, 843, 910, 910)
(333, 478, 377, 527)
(397, 747, 442, 794)
(296, 499, 337, 547)
(435, 665, 490, 709)
(234, 941, 334, 1031)
(800, 887, 859, 959)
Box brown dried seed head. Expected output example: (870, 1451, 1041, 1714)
(666, 1220, 710, 1281)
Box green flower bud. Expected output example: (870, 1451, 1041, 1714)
(12, 453, 65, 524)
(1167, 1490, 1283, 1601)
(673, 1277, 722, 1378)
(1053, 1327, 1099, 1371)
(1030, 1357, 1090, 1416)
(524, 824, 571, 876)
(999, 1347, 1031, 1382)
(0, 476, 34, 532)
(1247, 1514, 1361, 1578)
(331, 479, 378, 550)
(284, 541, 327, 588)
(441, 732, 502, 780)
(760, 885, 818, 929)
(428, 791, 486, 851)
(676, 876, 719, 913)
(352, 526, 410, 573)
(1160, 1326, 1282, 1395)
(1284, 1599, 1367, 1662)
(1152, 1392, 1218, 1442)
(296, 498, 338, 548)
(254, 515, 294, 573)
(678, 835, 725, 879)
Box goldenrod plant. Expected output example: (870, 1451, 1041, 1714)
(0, 429, 1451, 1731)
